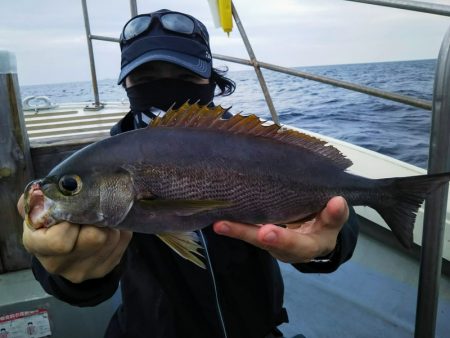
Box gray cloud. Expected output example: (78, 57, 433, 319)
(1, 0, 449, 85)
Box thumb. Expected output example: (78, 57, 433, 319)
(316, 196, 349, 231)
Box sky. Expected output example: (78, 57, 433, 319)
(1, 0, 450, 85)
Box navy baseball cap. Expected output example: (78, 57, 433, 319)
(118, 9, 213, 85)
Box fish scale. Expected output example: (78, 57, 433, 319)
(128, 164, 339, 228)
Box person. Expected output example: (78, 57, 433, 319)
(18, 9, 359, 338)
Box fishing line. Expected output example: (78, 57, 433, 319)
(198, 230, 229, 338)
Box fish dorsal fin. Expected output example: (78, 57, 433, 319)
(149, 103, 352, 170)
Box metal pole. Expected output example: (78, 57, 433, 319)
(344, 0, 450, 17)
(0, 51, 33, 272)
(129, 0, 138, 17)
(231, 2, 280, 125)
(81, 0, 103, 110)
(213, 53, 432, 111)
(414, 24, 450, 338)
(90, 35, 120, 43)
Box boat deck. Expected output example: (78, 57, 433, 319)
(23, 102, 128, 146)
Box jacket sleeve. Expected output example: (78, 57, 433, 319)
(31, 256, 123, 307)
(292, 206, 359, 274)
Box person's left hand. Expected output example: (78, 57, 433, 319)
(213, 196, 349, 264)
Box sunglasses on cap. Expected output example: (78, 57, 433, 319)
(120, 11, 209, 46)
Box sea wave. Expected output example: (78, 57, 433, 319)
(21, 59, 435, 169)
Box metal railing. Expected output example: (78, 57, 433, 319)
(212, 53, 433, 110)
(415, 24, 450, 338)
(346, 0, 450, 16)
(80, 1, 450, 337)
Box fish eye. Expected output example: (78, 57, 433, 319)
(58, 175, 82, 195)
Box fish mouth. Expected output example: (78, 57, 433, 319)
(24, 180, 56, 229)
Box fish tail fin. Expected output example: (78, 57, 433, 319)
(372, 172, 450, 249)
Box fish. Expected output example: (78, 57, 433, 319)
(24, 103, 450, 268)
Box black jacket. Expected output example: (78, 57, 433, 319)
(32, 113, 359, 338)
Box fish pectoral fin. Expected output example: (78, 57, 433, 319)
(137, 199, 233, 216)
(157, 232, 206, 269)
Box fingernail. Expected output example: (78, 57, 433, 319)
(264, 231, 277, 243)
(216, 222, 230, 234)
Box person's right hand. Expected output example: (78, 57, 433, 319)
(18, 194, 132, 284)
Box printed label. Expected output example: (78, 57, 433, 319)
(0, 309, 51, 338)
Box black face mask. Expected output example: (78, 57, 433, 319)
(126, 79, 216, 113)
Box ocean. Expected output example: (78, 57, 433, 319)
(20, 59, 435, 169)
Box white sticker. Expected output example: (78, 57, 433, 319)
(0, 309, 51, 338)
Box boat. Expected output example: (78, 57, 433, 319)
(1, 1, 450, 337)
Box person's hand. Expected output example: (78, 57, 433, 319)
(17, 194, 132, 283)
(213, 196, 349, 263)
